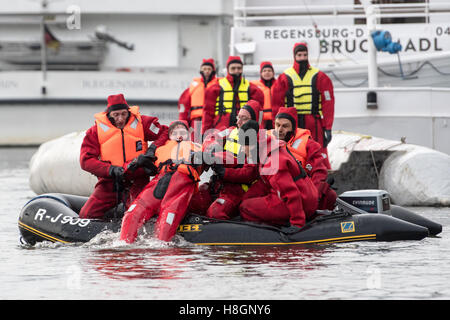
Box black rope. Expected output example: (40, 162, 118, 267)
(328, 59, 450, 88)
(328, 71, 368, 88)
(378, 59, 450, 78)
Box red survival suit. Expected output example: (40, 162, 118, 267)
(120, 137, 203, 243)
(79, 97, 168, 219)
(189, 101, 261, 220)
(271, 42, 334, 169)
(239, 134, 319, 228)
(271, 107, 337, 210)
(201, 56, 264, 134)
(178, 58, 219, 140)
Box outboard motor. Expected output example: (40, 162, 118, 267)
(339, 190, 391, 214)
(339, 189, 442, 236)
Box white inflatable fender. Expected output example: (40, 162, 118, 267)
(379, 145, 450, 206)
(327, 131, 450, 206)
(29, 131, 96, 196)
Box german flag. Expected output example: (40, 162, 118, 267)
(44, 24, 60, 50)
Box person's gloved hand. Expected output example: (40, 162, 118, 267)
(323, 129, 332, 148)
(127, 154, 157, 173)
(109, 165, 125, 192)
(211, 163, 225, 178)
(109, 165, 124, 180)
(127, 144, 158, 174)
(146, 143, 157, 161)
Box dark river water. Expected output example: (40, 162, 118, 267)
(1, 147, 449, 300)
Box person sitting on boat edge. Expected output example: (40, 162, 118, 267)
(178, 58, 219, 141)
(79, 93, 169, 220)
(201, 55, 264, 134)
(188, 100, 261, 220)
(271, 42, 335, 169)
(250, 61, 277, 130)
(270, 107, 337, 211)
(120, 120, 204, 243)
(238, 120, 319, 229)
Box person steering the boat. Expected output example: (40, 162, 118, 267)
(120, 120, 204, 243)
(238, 120, 319, 229)
(271, 42, 335, 169)
(201, 55, 264, 134)
(250, 61, 277, 130)
(79, 93, 168, 220)
(188, 100, 262, 220)
(178, 58, 219, 140)
(270, 107, 337, 211)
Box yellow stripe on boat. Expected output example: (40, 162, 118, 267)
(193, 234, 377, 246)
(18, 221, 69, 244)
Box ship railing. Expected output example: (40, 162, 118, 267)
(233, 1, 450, 26)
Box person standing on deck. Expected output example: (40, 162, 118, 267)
(201, 55, 264, 134)
(271, 42, 335, 169)
(178, 58, 218, 140)
(251, 61, 276, 130)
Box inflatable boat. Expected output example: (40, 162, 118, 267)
(18, 190, 442, 246)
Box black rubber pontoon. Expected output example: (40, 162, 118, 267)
(18, 191, 441, 246)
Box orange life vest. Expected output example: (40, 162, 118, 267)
(95, 106, 148, 167)
(155, 139, 202, 182)
(251, 80, 272, 121)
(268, 128, 311, 168)
(189, 77, 218, 120)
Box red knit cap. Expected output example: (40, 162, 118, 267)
(260, 61, 274, 72)
(107, 93, 129, 112)
(275, 107, 298, 130)
(293, 42, 308, 55)
(226, 55, 243, 68)
(201, 58, 216, 71)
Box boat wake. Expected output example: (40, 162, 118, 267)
(82, 226, 194, 250)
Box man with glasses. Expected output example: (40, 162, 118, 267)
(79, 93, 168, 220)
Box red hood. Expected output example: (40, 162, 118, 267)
(292, 42, 310, 74)
(275, 107, 298, 131)
(225, 73, 242, 87)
